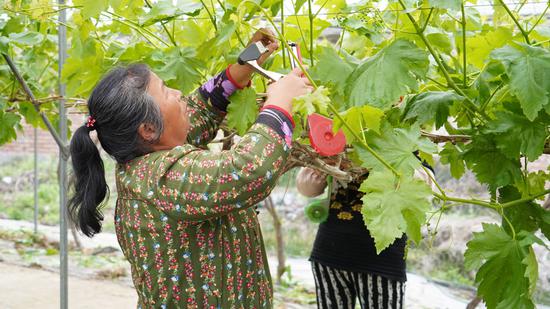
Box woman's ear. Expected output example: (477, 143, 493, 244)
(137, 123, 158, 143)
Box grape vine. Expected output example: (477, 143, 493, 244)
(1, 0, 549, 307)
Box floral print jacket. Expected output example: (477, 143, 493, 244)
(114, 67, 293, 308)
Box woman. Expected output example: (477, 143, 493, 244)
(68, 30, 312, 308)
(297, 166, 433, 309)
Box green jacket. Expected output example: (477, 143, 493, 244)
(114, 91, 290, 308)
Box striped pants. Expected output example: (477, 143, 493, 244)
(311, 261, 405, 309)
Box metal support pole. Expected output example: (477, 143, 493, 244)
(34, 126, 38, 234)
(58, 1, 68, 309)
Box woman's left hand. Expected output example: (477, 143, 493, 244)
(227, 28, 280, 87)
(296, 167, 327, 198)
(248, 28, 279, 66)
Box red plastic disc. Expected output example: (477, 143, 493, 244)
(308, 113, 347, 156)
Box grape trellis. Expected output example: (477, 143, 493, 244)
(1, 0, 550, 307)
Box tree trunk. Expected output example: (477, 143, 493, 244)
(466, 296, 482, 309)
(70, 223, 82, 250)
(264, 196, 286, 283)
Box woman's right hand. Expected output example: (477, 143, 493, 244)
(264, 67, 313, 113)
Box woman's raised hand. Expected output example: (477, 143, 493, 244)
(264, 67, 313, 113)
(248, 28, 279, 66)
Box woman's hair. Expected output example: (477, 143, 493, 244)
(68, 64, 164, 237)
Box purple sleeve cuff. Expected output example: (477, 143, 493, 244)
(198, 69, 237, 112)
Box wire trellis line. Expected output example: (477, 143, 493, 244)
(170, 1, 550, 20)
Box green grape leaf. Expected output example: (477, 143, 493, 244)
(491, 44, 550, 121)
(268, 0, 282, 16)
(294, 0, 307, 12)
(226, 0, 246, 7)
(464, 224, 539, 309)
(17, 102, 41, 127)
(74, 0, 109, 19)
(118, 42, 156, 63)
(359, 171, 432, 253)
(0, 36, 9, 54)
(464, 7, 482, 31)
(0, 111, 21, 145)
(346, 39, 429, 110)
(62, 40, 104, 98)
(492, 3, 514, 26)
(403, 91, 464, 129)
(109, 0, 145, 19)
(462, 134, 522, 190)
(523, 247, 539, 297)
(139, 1, 201, 26)
(355, 124, 437, 175)
(310, 46, 355, 98)
(499, 186, 548, 236)
(540, 210, 550, 241)
(466, 27, 513, 68)
(293, 86, 330, 117)
(155, 47, 203, 94)
(485, 108, 548, 161)
(62, 35, 104, 97)
(62, 57, 102, 97)
(428, 0, 461, 11)
(175, 19, 210, 46)
(515, 170, 549, 200)
(439, 143, 466, 179)
(8, 32, 44, 45)
(287, 16, 332, 45)
(426, 31, 453, 54)
(324, 0, 347, 13)
(227, 87, 258, 136)
(391, 0, 418, 9)
(214, 21, 237, 47)
(333, 105, 384, 143)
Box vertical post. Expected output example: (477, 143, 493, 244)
(33, 126, 38, 234)
(280, 0, 286, 68)
(58, 1, 68, 309)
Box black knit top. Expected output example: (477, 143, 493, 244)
(309, 174, 407, 282)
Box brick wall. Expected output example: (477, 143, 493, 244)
(0, 112, 84, 155)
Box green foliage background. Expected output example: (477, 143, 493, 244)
(1, 0, 549, 307)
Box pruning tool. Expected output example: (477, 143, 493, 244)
(237, 41, 303, 81)
(239, 41, 347, 157)
(238, 41, 336, 221)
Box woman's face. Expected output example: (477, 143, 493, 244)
(146, 72, 190, 150)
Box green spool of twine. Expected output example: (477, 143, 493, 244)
(305, 199, 329, 223)
(304, 175, 332, 224)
